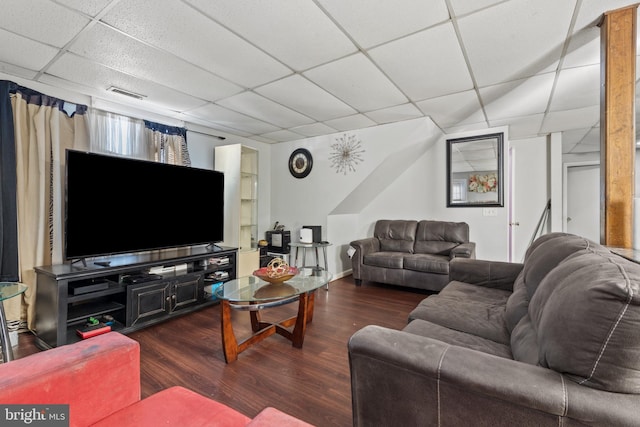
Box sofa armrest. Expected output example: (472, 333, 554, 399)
(448, 258, 522, 291)
(349, 237, 380, 280)
(0, 332, 140, 427)
(450, 242, 476, 259)
(348, 325, 639, 427)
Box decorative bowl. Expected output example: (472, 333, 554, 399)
(252, 266, 299, 284)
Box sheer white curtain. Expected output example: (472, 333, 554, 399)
(89, 110, 151, 160)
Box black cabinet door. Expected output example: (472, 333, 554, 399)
(127, 281, 170, 327)
(171, 274, 200, 312)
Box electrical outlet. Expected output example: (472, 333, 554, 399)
(483, 207, 498, 217)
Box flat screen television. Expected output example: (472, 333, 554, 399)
(65, 150, 224, 260)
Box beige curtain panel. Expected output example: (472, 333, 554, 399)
(9, 91, 89, 329)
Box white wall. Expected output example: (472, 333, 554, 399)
(270, 118, 513, 277)
(187, 126, 273, 248)
(421, 126, 510, 262)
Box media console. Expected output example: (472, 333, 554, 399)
(33, 245, 237, 349)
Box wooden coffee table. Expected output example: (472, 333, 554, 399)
(214, 268, 332, 363)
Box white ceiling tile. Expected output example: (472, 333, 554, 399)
(561, 127, 593, 151)
(444, 121, 489, 134)
(569, 128, 600, 152)
(250, 135, 278, 144)
(448, 0, 508, 16)
(0, 0, 89, 48)
(580, 126, 600, 146)
(491, 114, 544, 139)
(323, 114, 377, 131)
(562, 139, 579, 153)
(184, 0, 357, 71)
(0, 29, 59, 71)
(541, 105, 600, 133)
(370, 23, 474, 101)
(304, 53, 408, 111)
(550, 64, 600, 111)
(0, 0, 636, 143)
(256, 75, 356, 121)
(217, 92, 314, 128)
(290, 122, 338, 137)
(185, 118, 253, 138)
(0, 62, 38, 80)
(573, 0, 634, 31)
(481, 73, 556, 121)
(365, 103, 423, 124)
(259, 129, 305, 142)
(186, 103, 280, 135)
(55, 0, 113, 17)
(317, 0, 450, 48)
(416, 90, 484, 128)
(563, 27, 600, 69)
(69, 23, 243, 102)
(47, 53, 207, 111)
(570, 144, 599, 153)
(458, 0, 575, 87)
(102, 0, 291, 88)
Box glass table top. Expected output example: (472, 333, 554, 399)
(0, 283, 27, 302)
(289, 242, 332, 248)
(215, 268, 331, 304)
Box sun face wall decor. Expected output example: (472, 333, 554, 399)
(329, 133, 365, 175)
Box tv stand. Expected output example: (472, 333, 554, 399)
(33, 246, 237, 349)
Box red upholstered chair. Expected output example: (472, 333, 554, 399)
(0, 332, 312, 427)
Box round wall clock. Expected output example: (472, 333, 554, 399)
(288, 148, 313, 178)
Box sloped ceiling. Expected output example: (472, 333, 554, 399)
(0, 0, 638, 153)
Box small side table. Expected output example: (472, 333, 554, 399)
(0, 282, 27, 363)
(290, 242, 332, 290)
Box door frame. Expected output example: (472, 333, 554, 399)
(562, 160, 599, 233)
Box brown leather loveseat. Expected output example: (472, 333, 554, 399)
(350, 219, 475, 291)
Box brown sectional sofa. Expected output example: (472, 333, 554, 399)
(348, 232, 640, 426)
(350, 219, 475, 291)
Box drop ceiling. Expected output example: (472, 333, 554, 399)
(0, 0, 638, 153)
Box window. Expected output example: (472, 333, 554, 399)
(452, 179, 467, 202)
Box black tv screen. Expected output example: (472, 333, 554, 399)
(65, 150, 224, 260)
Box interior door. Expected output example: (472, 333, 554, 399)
(509, 139, 549, 262)
(566, 164, 600, 241)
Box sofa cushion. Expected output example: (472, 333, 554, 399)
(524, 249, 640, 393)
(408, 283, 511, 345)
(403, 253, 449, 275)
(403, 319, 513, 359)
(509, 314, 539, 365)
(504, 234, 598, 332)
(248, 407, 314, 426)
(90, 386, 252, 427)
(414, 220, 468, 255)
(504, 279, 529, 333)
(374, 220, 418, 253)
(364, 251, 405, 269)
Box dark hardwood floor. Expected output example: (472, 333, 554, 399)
(15, 276, 430, 426)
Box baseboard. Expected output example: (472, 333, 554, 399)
(331, 269, 352, 281)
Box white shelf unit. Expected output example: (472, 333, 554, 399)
(215, 145, 259, 275)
